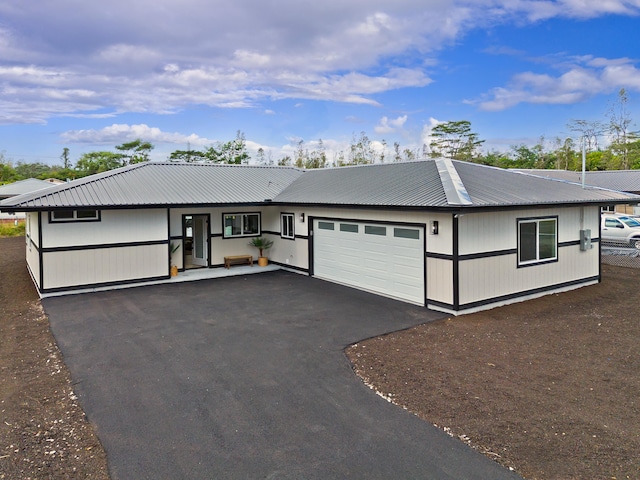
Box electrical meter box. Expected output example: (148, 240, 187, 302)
(580, 229, 592, 251)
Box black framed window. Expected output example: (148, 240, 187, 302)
(281, 213, 294, 239)
(223, 213, 260, 238)
(49, 210, 100, 223)
(518, 217, 557, 266)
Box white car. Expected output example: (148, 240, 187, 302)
(601, 214, 640, 249)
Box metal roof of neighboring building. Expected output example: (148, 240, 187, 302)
(514, 169, 640, 194)
(1, 160, 637, 212)
(0, 178, 55, 198)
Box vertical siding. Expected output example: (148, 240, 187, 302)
(426, 257, 453, 304)
(42, 209, 167, 248)
(42, 244, 168, 290)
(457, 206, 601, 307)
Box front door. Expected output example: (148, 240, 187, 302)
(192, 215, 208, 267)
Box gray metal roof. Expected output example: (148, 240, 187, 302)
(0, 178, 55, 198)
(0, 163, 303, 209)
(274, 161, 448, 207)
(1, 160, 637, 212)
(515, 169, 640, 194)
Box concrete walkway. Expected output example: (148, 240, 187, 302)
(44, 271, 521, 479)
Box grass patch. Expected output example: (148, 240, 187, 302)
(0, 222, 25, 237)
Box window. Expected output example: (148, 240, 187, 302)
(223, 213, 260, 238)
(365, 225, 386, 236)
(318, 221, 334, 230)
(50, 210, 99, 222)
(394, 227, 420, 239)
(601, 205, 615, 213)
(340, 223, 358, 233)
(518, 218, 557, 266)
(281, 213, 295, 239)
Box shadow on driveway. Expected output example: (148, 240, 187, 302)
(44, 271, 521, 480)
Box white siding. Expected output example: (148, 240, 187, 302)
(42, 209, 167, 248)
(426, 257, 453, 305)
(42, 244, 167, 290)
(457, 206, 600, 308)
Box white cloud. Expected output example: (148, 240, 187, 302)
(375, 115, 408, 134)
(474, 56, 640, 111)
(1, 1, 640, 124)
(61, 123, 216, 147)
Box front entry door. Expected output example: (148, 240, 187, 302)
(192, 215, 208, 267)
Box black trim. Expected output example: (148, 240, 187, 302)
(295, 234, 309, 240)
(39, 274, 171, 294)
(308, 216, 315, 276)
(428, 276, 600, 313)
(458, 276, 600, 311)
(211, 233, 223, 238)
(426, 252, 454, 260)
(452, 214, 459, 311)
(167, 208, 171, 274)
(459, 249, 516, 260)
(48, 209, 101, 223)
(38, 212, 43, 290)
(41, 239, 167, 253)
(260, 230, 280, 236)
(269, 261, 309, 273)
(170, 235, 183, 241)
(221, 211, 261, 239)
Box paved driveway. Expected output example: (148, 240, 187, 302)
(44, 271, 520, 479)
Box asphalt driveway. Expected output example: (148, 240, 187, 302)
(44, 271, 520, 479)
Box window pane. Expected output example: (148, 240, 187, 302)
(224, 215, 242, 236)
(318, 221, 334, 230)
(77, 209, 98, 219)
(340, 223, 358, 233)
(365, 225, 386, 236)
(282, 214, 294, 238)
(53, 211, 74, 220)
(244, 214, 259, 235)
(538, 220, 556, 259)
(394, 228, 419, 239)
(519, 222, 537, 262)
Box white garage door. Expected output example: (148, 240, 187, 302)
(313, 219, 425, 305)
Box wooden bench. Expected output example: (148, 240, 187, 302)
(224, 255, 253, 269)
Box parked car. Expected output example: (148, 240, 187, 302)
(601, 213, 640, 249)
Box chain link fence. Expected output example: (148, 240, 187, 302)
(601, 241, 640, 269)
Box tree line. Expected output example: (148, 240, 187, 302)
(2, 89, 638, 185)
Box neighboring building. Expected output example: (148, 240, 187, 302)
(0, 178, 57, 224)
(2, 159, 637, 315)
(515, 169, 640, 214)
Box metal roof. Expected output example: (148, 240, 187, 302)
(1, 160, 637, 212)
(1, 163, 303, 209)
(514, 169, 640, 194)
(0, 178, 55, 198)
(274, 161, 448, 207)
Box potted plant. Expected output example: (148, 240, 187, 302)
(170, 242, 181, 276)
(248, 237, 273, 267)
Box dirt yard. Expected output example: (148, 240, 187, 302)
(348, 266, 640, 479)
(1, 234, 638, 479)
(0, 236, 109, 479)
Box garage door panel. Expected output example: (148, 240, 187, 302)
(313, 219, 424, 305)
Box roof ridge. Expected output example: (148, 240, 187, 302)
(435, 158, 473, 205)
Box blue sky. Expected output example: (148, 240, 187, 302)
(1, 0, 640, 165)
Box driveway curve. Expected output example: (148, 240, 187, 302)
(44, 271, 521, 479)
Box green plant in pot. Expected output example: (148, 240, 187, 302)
(248, 237, 274, 267)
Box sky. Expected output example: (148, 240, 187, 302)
(1, 0, 640, 165)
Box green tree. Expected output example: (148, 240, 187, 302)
(14, 161, 53, 179)
(75, 152, 125, 175)
(215, 131, 250, 164)
(115, 139, 154, 165)
(169, 149, 208, 162)
(60, 147, 72, 169)
(428, 120, 484, 160)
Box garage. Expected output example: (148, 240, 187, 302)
(312, 219, 425, 305)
